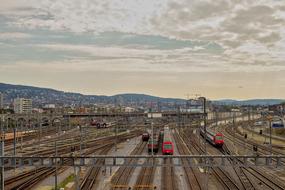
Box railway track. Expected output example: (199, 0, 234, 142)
(161, 158, 179, 190)
(211, 167, 239, 190)
(4, 131, 140, 190)
(223, 125, 285, 155)
(203, 122, 285, 190)
(180, 129, 241, 190)
(173, 131, 202, 190)
(111, 141, 147, 190)
(220, 144, 285, 190)
(80, 144, 114, 190)
(5, 143, 113, 190)
(133, 158, 156, 190)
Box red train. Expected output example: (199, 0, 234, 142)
(162, 127, 174, 155)
(200, 128, 224, 147)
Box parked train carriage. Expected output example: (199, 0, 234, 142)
(91, 120, 115, 128)
(200, 128, 224, 147)
(142, 132, 150, 141)
(162, 127, 174, 155)
(148, 138, 159, 153)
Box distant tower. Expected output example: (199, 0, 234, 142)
(157, 101, 162, 112)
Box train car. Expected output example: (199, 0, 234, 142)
(148, 137, 159, 153)
(142, 132, 150, 141)
(200, 128, 224, 147)
(272, 120, 284, 128)
(90, 120, 101, 128)
(91, 120, 115, 128)
(162, 127, 174, 155)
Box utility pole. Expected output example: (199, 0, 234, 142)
(13, 126, 16, 167)
(54, 140, 58, 190)
(269, 118, 272, 156)
(54, 120, 60, 190)
(233, 111, 236, 148)
(0, 116, 4, 190)
(79, 125, 82, 156)
(201, 96, 208, 190)
(199, 97, 207, 155)
(68, 115, 71, 131)
(151, 109, 154, 157)
(20, 121, 23, 152)
(215, 111, 218, 132)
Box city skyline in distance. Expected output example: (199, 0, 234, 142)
(1, 1, 285, 99)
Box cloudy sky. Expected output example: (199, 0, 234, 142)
(0, 0, 285, 99)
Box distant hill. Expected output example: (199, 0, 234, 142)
(0, 83, 184, 106)
(213, 99, 285, 106)
(0, 83, 284, 107)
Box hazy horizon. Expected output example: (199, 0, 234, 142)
(1, 81, 285, 101)
(1, 0, 285, 99)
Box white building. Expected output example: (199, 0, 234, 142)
(43, 104, 56, 109)
(13, 98, 32, 113)
(124, 107, 136, 112)
(0, 93, 3, 109)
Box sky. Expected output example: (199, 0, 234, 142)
(0, 0, 285, 100)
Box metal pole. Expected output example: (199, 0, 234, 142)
(202, 97, 207, 155)
(54, 120, 60, 190)
(0, 116, 4, 190)
(202, 97, 208, 190)
(269, 120, 272, 156)
(215, 111, 218, 132)
(13, 127, 16, 158)
(75, 166, 79, 190)
(20, 121, 23, 152)
(115, 124, 118, 152)
(68, 115, 71, 131)
(54, 140, 58, 190)
(40, 116, 42, 148)
(151, 119, 153, 156)
(233, 112, 236, 150)
(80, 126, 82, 155)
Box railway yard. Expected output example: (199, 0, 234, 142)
(0, 112, 285, 190)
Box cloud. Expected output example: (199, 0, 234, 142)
(6, 0, 168, 34)
(0, 42, 282, 74)
(0, 32, 32, 40)
(1, 0, 285, 74)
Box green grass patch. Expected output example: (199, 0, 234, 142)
(52, 174, 75, 190)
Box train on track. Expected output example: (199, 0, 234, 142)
(142, 132, 150, 141)
(200, 127, 224, 147)
(162, 127, 174, 155)
(272, 120, 284, 128)
(90, 120, 116, 128)
(148, 133, 159, 153)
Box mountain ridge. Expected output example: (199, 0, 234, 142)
(0, 83, 284, 106)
